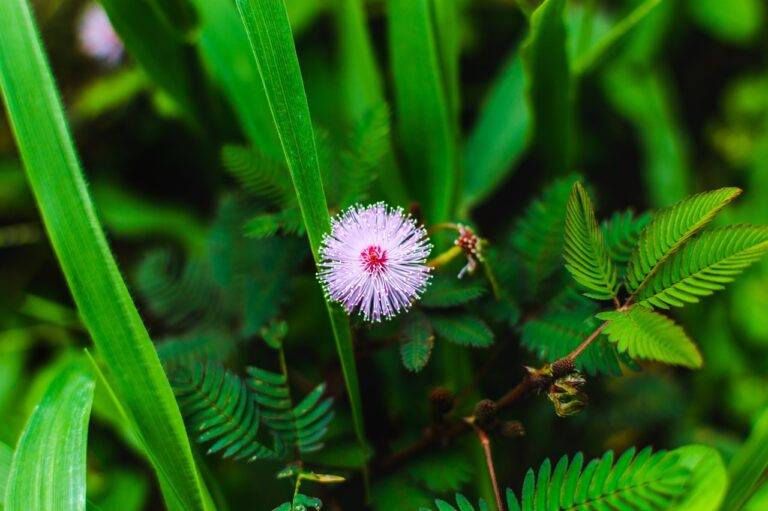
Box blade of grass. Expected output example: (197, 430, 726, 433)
(4, 360, 94, 511)
(148, 0, 200, 39)
(522, 0, 574, 175)
(722, 408, 768, 511)
(0, 441, 11, 502)
(462, 49, 530, 211)
(388, 0, 457, 223)
(335, 0, 408, 205)
(234, 0, 368, 461)
(0, 2, 212, 509)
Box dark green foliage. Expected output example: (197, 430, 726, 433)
(505, 447, 692, 511)
(155, 332, 234, 368)
(563, 182, 618, 300)
(637, 225, 768, 309)
(430, 314, 494, 348)
(601, 210, 651, 265)
(400, 310, 435, 373)
(521, 289, 624, 376)
(509, 175, 578, 296)
(272, 493, 322, 511)
(420, 275, 486, 308)
(626, 187, 741, 293)
(171, 362, 281, 461)
(247, 366, 334, 454)
(221, 144, 294, 207)
(598, 306, 702, 368)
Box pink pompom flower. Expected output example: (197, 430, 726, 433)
(78, 3, 124, 65)
(318, 203, 432, 322)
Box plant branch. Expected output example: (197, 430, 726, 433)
(467, 419, 505, 511)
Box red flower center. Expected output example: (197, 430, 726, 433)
(360, 245, 388, 273)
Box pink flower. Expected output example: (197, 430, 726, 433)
(78, 4, 124, 65)
(318, 203, 432, 322)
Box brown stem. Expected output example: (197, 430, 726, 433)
(468, 419, 505, 511)
(565, 321, 608, 362)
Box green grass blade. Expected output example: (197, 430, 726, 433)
(522, 0, 573, 175)
(335, 0, 408, 205)
(4, 360, 94, 511)
(148, 0, 200, 39)
(234, 0, 368, 455)
(0, 441, 12, 503)
(462, 50, 530, 211)
(0, 2, 211, 509)
(388, 0, 457, 223)
(722, 409, 768, 511)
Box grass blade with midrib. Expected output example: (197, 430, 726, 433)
(0, 1, 211, 509)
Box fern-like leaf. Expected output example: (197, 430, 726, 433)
(601, 209, 651, 264)
(506, 447, 690, 511)
(521, 290, 624, 376)
(563, 182, 618, 300)
(430, 314, 494, 347)
(637, 225, 768, 309)
(171, 362, 281, 461)
(221, 144, 293, 206)
(625, 187, 741, 294)
(247, 367, 334, 454)
(400, 310, 435, 372)
(510, 175, 579, 293)
(244, 208, 305, 239)
(420, 275, 486, 308)
(597, 306, 702, 368)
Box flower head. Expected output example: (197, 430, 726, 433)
(318, 203, 432, 322)
(78, 4, 124, 65)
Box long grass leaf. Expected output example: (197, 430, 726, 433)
(388, 0, 457, 223)
(0, 441, 12, 503)
(234, 0, 368, 456)
(4, 360, 94, 511)
(0, 2, 211, 509)
(722, 409, 768, 510)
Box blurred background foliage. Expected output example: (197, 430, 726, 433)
(1, 0, 768, 509)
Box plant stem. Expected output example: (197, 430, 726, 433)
(428, 245, 463, 268)
(467, 420, 505, 511)
(565, 321, 608, 362)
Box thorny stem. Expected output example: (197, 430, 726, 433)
(467, 419, 505, 511)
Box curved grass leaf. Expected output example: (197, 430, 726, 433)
(234, 0, 367, 457)
(638, 225, 768, 309)
(522, 0, 573, 175)
(626, 187, 741, 294)
(0, 2, 210, 508)
(722, 408, 768, 511)
(597, 306, 702, 368)
(463, 50, 530, 211)
(0, 441, 12, 503)
(4, 361, 94, 511)
(563, 182, 618, 300)
(388, 0, 456, 223)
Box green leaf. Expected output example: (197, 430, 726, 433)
(430, 314, 494, 347)
(421, 275, 486, 308)
(597, 306, 702, 368)
(407, 451, 473, 494)
(148, 0, 200, 39)
(626, 187, 742, 294)
(522, 0, 574, 174)
(722, 408, 768, 510)
(510, 175, 579, 293)
(689, 0, 765, 45)
(601, 209, 651, 265)
(671, 445, 727, 511)
(388, 0, 456, 223)
(563, 182, 618, 300)
(510, 447, 695, 511)
(4, 360, 94, 511)
(463, 50, 530, 210)
(220, 144, 293, 206)
(0, 441, 12, 503)
(0, 2, 211, 508)
(400, 310, 435, 372)
(637, 226, 768, 309)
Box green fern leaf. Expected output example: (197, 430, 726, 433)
(601, 209, 651, 265)
(244, 208, 305, 239)
(430, 314, 494, 347)
(156, 332, 234, 368)
(563, 182, 618, 300)
(597, 306, 703, 368)
(221, 144, 293, 206)
(246, 367, 334, 453)
(428, 494, 488, 511)
(510, 175, 579, 292)
(521, 290, 624, 376)
(406, 451, 474, 494)
(508, 447, 691, 511)
(420, 275, 486, 308)
(625, 187, 741, 294)
(637, 225, 768, 309)
(400, 310, 435, 372)
(171, 362, 281, 461)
